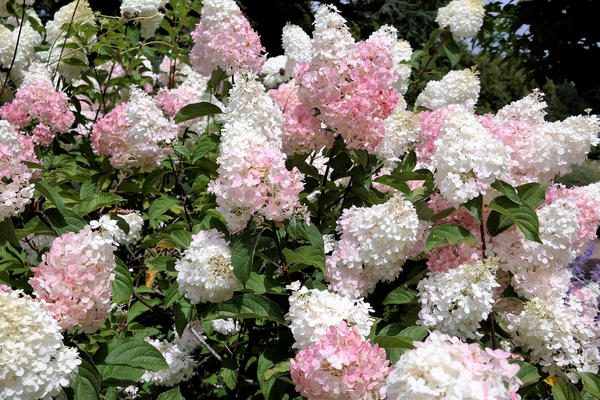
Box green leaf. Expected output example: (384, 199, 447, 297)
(383, 287, 418, 305)
(157, 387, 185, 400)
(75, 193, 124, 215)
(283, 245, 325, 272)
(112, 262, 133, 304)
(286, 219, 324, 248)
(231, 229, 262, 284)
(221, 359, 238, 390)
(552, 380, 583, 400)
(424, 223, 478, 252)
(464, 195, 483, 222)
(398, 326, 428, 341)
(263, 361, 290, 381)
(516, 361, 540, 387)
(97, 364, 145, 386)
(99, 338, 168, 371)
(517, 182, 548, 209)
(149, 196, 178, 228)
(210, 293, 285, 324)
(443, 42, 461, 66)
(0, 218, 19, 247)
(492, 180, 521, 204)
(35, 181, 86, 230)
(72, 359, 100, 400)
(487, 196, 541, 242)
(170, 230, 192, 248)
(580, 372, 600, 398)
(373, 335, 415, 349)
(174, 102, 222, 123)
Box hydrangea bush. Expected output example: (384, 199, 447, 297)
(0, 0, 598, 399)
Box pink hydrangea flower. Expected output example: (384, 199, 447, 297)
(29, 226, 116, 333)
(189, 0, 265, 75)
(91, 87, 178, 171)
(290, 322, 391, 400)
(0, 120, 39, 221)
(296, 51, 398, 151)
(269, 81, 333, 154)
(295, 12, 398, 151)
(416, 108, 448, 164)
(0, 66, 74, 146)
(426, 194, 482, 273)
(209, 146, 305, 232)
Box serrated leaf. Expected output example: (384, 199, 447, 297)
(464, 195, 483, 222)
(383, 287, 418, 305)
(373, 335, 415, 349)
(398, 326, 428, 341)
(174, 102, 222, 123)
(283, 245, 325, 272)
(517, 182, 548, 209)
(72, 358, 100, 400)
(0, 218, 19, 247)
(99, 338, 168, 371)
(112, 262, 133, 304)
(231, 229, 262, 284)
(75, 193, 123, 215)
(492, 180, 521, 204)
(210, 293, 284, 324)
(263, 361, 290, 381)
(443, 42, 461, 66)
(424, 223, 478, 252)
(157, 387, 185, 400)
(487, 196, 541, 242)
(170, 230, 192, 248)
(96, 364, 145, 386)
(149, 196, 178, 228)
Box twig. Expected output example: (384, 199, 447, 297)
(0, 6, 26, 95)
(53, 0, 81, 87)
(190, 326, 222, 361)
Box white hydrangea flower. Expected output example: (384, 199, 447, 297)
(0, 16, 42, 82)
(385, 331, 521, 399)
(374, 106, 421, 165)
(490, 198, 581, 274)
(431, 107, 511, 205)
(90, 212, 144, 246)
(121, 0, 168, 39)
(0, 289, 80, 400)
(392, 39, 413, 95)
(282, 23, 312, 73)
(45, 0, 95, 81)
(492, 91, 600, 185)
(416, 69, 480, 110)
(211, 318, 240, 335)
(0, 0, 35, 17)
(175, 229, 239, 304)
(141, 338, 197, 386)
(511, 266, 572, 301)
(262, 55, 290, 88)
(311, 5, 355, 64)
(436, 0, 485, 39)
(418, 259, 500, 339)
(327, 194, 420, 297)
(505, 298, 600, 381)
(285, 283, 374, 349)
